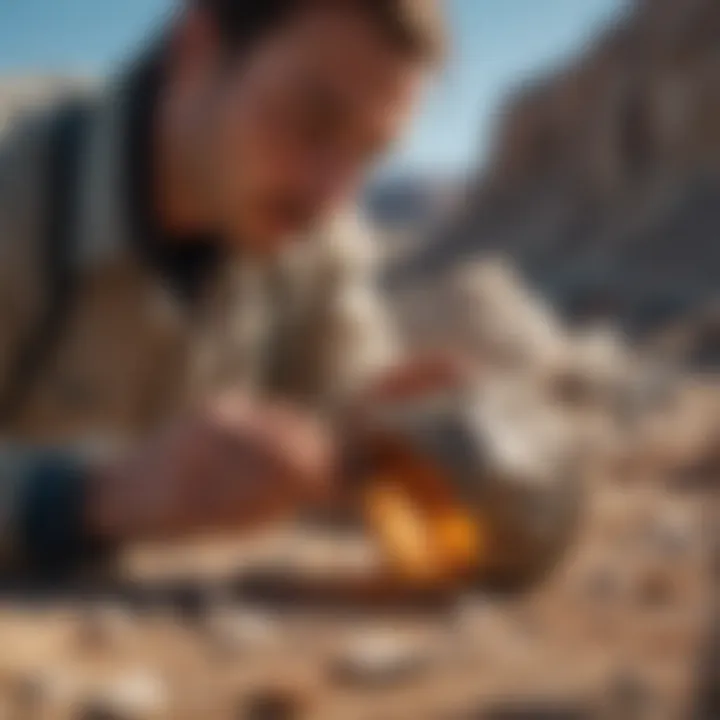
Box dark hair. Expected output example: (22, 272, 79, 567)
(195, 0, 447, 64)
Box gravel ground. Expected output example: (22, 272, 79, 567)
(0, 383, 715, 720)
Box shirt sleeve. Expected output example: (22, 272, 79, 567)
(0, 116, 112, 578)
(0, 445, 112, 577)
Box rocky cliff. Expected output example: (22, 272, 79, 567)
(396, 0, 720, 343)
(0, 76, 91, 136)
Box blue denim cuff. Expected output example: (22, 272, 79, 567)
(19, 454, 109, 577)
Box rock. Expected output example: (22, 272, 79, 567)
(8, 674, 48, 713)
(580, 565, 624, 605)
(0, 76, 94, 135)
(79, 703, 129, 720)
(451, 594, 494, 635)
(393, 0, 720, 344)
(330, 632, 433, 687)
(167, 581, 222, 624)
(603, 669, 654, 720)
(6, 670, 76, 716)
(239, 684, 309, 720)
(548, 325, 632, 409)
(76, 605, 135, 653)
(478, 696, 596, 720)
(81, 670, 167, 720)
(614, 362, 680, 427)
(648, 303, 720, 370)
(635, 565, 680, 608)
(439, 258, 569, 372)
(375, 380, 585, 589)
(691, 619, 720, 720)
(205, 610, 279, 656)
(646, 517, 693, 558)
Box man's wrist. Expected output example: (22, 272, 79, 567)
(19, 453, 115, 577)
(83, 456, 139, 545)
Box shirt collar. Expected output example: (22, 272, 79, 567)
(121, 45, 222, 305)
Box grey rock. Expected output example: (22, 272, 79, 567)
(330, 632, 433, 687)
(205, 609, 279, 656)
(76, 605, 135, 653)
(79, 671, 167, 720)
(603, 669, 654, 720)
(239, 685, 309, 720)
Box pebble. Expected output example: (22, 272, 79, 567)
(635, 565, 679, 608)
(239, 684, 309, 720)
(647, 518, 692, 558)
(479, 696, 596, 720)
(6, 670, 76, 714)
(330, 632, 432, 687)
(8, 674, 48, 712)
(79, 702, 130, 720)
(79, 670, 167, 720)
(76, 605, 135, 653)
(451, 595, 494, 636)
(603, 669, 653, 719)
(581, 565, 624, 605)
(167, 581, 222, 625)
(205, 610, 279, 656)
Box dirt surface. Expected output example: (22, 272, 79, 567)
(0, 384, 716, 720)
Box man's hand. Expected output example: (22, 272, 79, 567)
(336, 352, 472, 490)
(362, 352, 471, 405)
(86, 396, 336, 543)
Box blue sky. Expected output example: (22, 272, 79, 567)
(0, 0, 627, 174)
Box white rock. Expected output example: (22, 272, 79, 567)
(205, 610, 279, 656)
(331, 632, 432, 686)
(88, 670, 167, 720)
(76, 605, 135, 652)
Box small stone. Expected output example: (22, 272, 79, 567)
(635, 565, 679, 607)
(81, 670, 167, 720)
(239, 685, 309, 720)
(451, 594, 493, 635)
(205, 610, 279, 656)
(10, 675, 47, 711)
(648, 519, 692, 557)
(604, 669, 653, 719)
(480, 696, 596, 720)
(330, 632, 432, 687)
(167, 581, 220, 624)
(79, 702, 127, 720)
(581, 566, 623, 605)
(7, 670, 75, 715)
(76, 605, 134, 652)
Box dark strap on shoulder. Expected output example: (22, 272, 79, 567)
(0, 102, 90, 426)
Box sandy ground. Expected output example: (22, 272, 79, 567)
(0, 383, 715, 720)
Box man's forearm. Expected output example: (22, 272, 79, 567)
(0, 398, 337, 578)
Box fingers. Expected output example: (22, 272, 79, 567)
(365, 352, 472, 404)
(255, 404, 337, 505)
(91, 393, 341, 543)
(207, 395, 338, 506)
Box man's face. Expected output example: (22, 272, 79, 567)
(191, 8, 429, 254)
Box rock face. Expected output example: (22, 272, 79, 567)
(0, 76, 92, 136)
(363, 175, 462, 233)
(395, 0, 720, 347)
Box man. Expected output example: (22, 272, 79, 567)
(0, 0, 448, 575)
